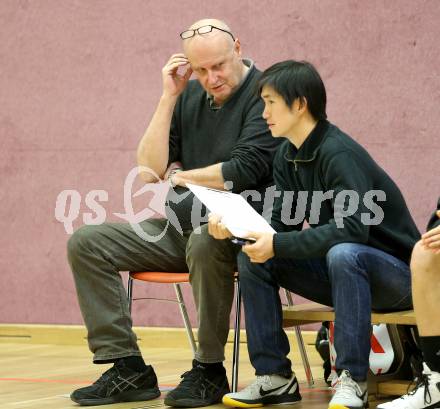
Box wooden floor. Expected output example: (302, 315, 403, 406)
(0, 338, 391, 409)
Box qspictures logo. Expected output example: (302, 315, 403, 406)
(55, 166, 386, 242)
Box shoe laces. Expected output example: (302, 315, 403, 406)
(178, 367, 220, 397)
(94, 360, 129, 385)
(333, 371, 363, 400)
(94, 365, 120, 385)
(180, 367, 205, 388)
(241, 375, 273, 394)
(402, 373, 432, 405)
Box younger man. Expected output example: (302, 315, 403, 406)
(210, 60, 420, 409)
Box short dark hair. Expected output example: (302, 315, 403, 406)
(258, 60, 327, 121)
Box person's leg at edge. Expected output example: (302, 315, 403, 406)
(165, 224, 239, 407)
(68, 218, 190, 406)
(411, 242, 440, 364)
(377, 241, 440, 409)
(327, 243, 412, 409)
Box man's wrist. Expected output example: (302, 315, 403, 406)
(160, 93, 179, 105)
(168, 168, 183, 187)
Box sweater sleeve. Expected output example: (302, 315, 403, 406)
(427, 198, 440, 230)
(273, 150, 375, 259)
(221, 98, 277, 192)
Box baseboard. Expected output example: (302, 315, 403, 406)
(0, 324, 318, 348)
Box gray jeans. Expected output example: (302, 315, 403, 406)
(67, 218, 240, 364)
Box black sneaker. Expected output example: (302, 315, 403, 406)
(164, 363, 230, 407)
(70, 360, 160, 406)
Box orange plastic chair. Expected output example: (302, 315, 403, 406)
(127, 272, 197, 355)
(127, 271, 242, 392)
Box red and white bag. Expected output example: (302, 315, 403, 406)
(327, 322, 395, 384)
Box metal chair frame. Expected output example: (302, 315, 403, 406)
(127, 272, 242, 392)
(128, 274, 197, 355)
(284, 289, 314, 387)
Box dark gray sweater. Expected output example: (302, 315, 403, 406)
(165, 65, 280, 231)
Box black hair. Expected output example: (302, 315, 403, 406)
(258, 60, 327, 120)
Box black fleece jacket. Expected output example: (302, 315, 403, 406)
(272, 120, 420, 264)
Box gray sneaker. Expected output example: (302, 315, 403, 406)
(222, 373, 301, 407)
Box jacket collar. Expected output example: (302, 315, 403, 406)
(284, 119, 330, 164)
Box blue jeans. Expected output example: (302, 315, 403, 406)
(238, 243, 412, 381)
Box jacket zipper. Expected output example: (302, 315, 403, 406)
(290, 152, 317, 171)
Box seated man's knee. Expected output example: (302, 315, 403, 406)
(237, 251, 251, 271)
(186, 225, 230, 265)
(67, 224, 102, 265)
(187, 225, 237, 285)
(411, 240, 440, 276)
(326, 242, 359, 269)
(187, 225, 215, 260)
(237, 252, 267, 282)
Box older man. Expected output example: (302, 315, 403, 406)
(68, 19, 279, 406)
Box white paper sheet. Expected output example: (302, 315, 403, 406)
(186, 183, 276, 238)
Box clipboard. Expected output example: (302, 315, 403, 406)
(186, 183, 275, 238)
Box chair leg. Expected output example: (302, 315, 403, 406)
(174, 283, 197, 356)
(232, 277, 241, 392)
(285, 289, 314, 387)
(127, 276, 134, 314)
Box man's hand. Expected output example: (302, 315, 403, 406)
(421, 210, 440, 254)
(242, 231, 275, 263)
(208, 214, 233, 240)
(162, 53, 193, 98)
